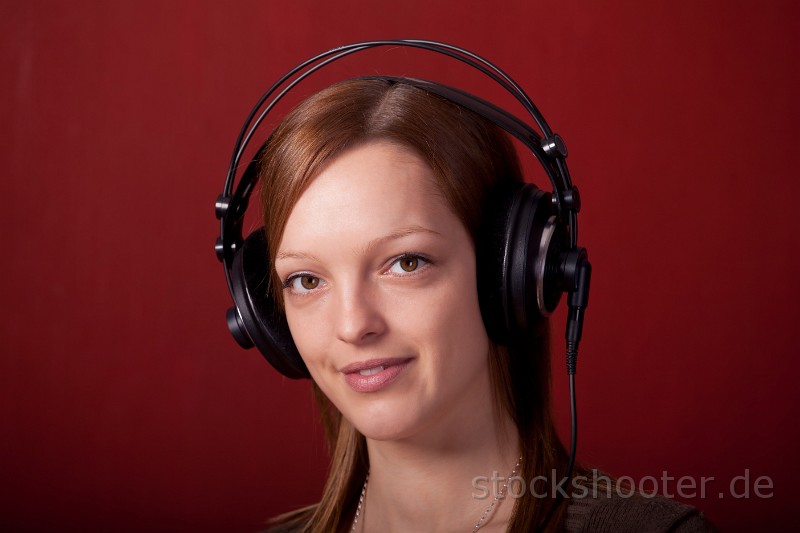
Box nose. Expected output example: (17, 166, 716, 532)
(335, 282, 387, 345)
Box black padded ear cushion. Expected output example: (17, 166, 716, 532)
(477, 181, 563, 344)
(230, 228, 310, 379)
(477, 180, 523, 344)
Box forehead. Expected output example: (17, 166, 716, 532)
(278, 140, 460, 251)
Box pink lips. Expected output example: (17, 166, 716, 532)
(340, 357, 412, 392)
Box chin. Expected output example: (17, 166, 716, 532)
(343, 402, 421, 442)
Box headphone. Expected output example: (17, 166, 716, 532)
(214, 40, 591, 381)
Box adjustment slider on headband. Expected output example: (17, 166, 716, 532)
(215, 193, 232, 264)
(541, 134, 568, 158)
(215, 194, 231, 219)
(215, 193, 246, 263)
(215, 237, 239, 263)
(551, 186, 581, 213)
(562, 186, 581, 212)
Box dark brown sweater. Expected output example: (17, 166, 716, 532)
(265, 490, 717, 532)
(563, 492, 717, 532)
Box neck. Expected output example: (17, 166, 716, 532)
(359, 393, 519, 532)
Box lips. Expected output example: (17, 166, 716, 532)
(340, 357, 412, 392)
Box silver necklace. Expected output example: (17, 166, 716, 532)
(350, 457, 522, 532)
(472, 456, 523, 532)
(350, 471, 368, 532)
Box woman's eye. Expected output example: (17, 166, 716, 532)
(285, 274, 321, 293)
(388, 254, 429, 275)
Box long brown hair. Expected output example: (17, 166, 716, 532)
(259, 78, 570, 532)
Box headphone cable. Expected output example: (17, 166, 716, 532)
(538, 253, 590, 531)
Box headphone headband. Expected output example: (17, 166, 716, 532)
(217, 40, 580, 279)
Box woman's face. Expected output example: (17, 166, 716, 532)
(274, 140, 493, 442)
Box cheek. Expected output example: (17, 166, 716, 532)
(284, 304, 332, 369)
(412, 276, 489, 358)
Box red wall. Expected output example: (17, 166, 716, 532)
(1, 1, 797, 531)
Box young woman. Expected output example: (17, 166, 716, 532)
(251, 78, 715, 532)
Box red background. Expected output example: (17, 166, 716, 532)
(1, 1, 798, 531)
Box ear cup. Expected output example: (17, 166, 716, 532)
(477, 181, 565, 344)
(229, 228, 310, 379)
(506, 184, 567, 331)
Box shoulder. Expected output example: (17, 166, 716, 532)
(562, 484, 717, 533)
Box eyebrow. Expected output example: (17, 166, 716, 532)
(275, 225, 442, 263)
(359, 225, 443, 256)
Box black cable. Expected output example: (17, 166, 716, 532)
(565, 370, 578, 488)
(537, 360, 578, 532)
